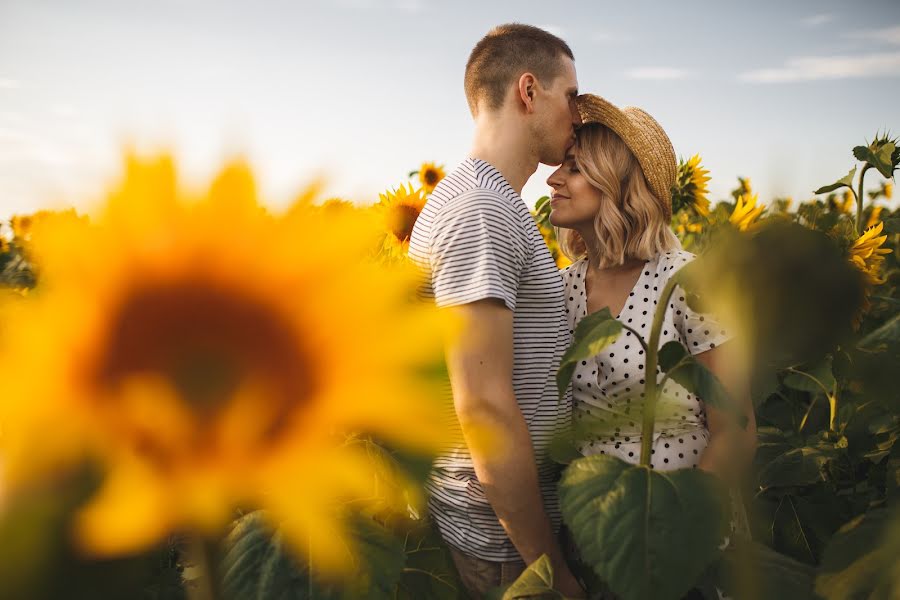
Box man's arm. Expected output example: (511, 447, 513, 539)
(444, 298, 583, 595)
(695, 345, 757, 483)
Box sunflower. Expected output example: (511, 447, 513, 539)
(0, 154, 453, 571)
(417, 162, 446, 194)
(886, 181, 894, 200)
(729, 193, 766, 231)
(849, 221, 891, 286)
(671, 154, 711, 216)
(377, 183, 427, 260)
(866, 206, 884, 229)
(674, 211, 703, 237)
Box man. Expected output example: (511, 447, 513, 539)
(408, 23, 584, 598)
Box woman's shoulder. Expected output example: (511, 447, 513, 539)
(654, 248, 696, 274)
(560, 257, 587, 279)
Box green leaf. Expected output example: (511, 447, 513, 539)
(498, 555, 564, 599)
(859, 313, 900, 350)
(221, 511, 405, 600)
(757, 446, 835, 489)
(882, 217, 900, 233)
(870, 142, 897, 179)
(556, 308, 623, 399)
(815, 509, 900, 600)
(783, 356, 835, 395)
(656, 341, 746, 428)
(709, 537, 816, 599)
(853, 145, 870, 162)
(394, 519, 463, 600)
(559, 455, 729, 600)
(813, 166, 857, 195)
(534, 195, 551, 214)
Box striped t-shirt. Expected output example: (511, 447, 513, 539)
(408, 157, 572, 561)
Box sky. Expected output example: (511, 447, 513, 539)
(1, 0, 899, 219)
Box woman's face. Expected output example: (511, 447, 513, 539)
(546, 151, 604, 229)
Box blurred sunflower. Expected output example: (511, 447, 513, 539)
(0, 155, 453, 571)
(671, 154, 711, 216)
(377, 183, 427, 260)
(847, 221, 891, 327)
(887, 181, 895, 199)
(866, 206, 884, 229)
(674, 211, 703, 237)
(537, 220, 571, 269)
(730, 177, 753, 202)
(729, 193, 766, 231)
(417, 162, 446, 194)
(848, 221, 891, 286)
(839, 190, 856, 213)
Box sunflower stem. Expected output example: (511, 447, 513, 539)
(188, 536, 221, 600)
(830, 381, 840, 432)
(639, 276, 680, 466)
(857, 164, 871, 235)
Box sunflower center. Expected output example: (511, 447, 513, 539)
(389, 204, 420, 243)
(95, 279, 315, 464)
(423, 169, 440, 186)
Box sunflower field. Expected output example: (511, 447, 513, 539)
(0, 133, 897, 600)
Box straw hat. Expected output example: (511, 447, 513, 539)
(574, 94, 676, 219)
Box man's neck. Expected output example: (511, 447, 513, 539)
(469, 114, 538, 196)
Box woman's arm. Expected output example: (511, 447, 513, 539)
(693, 344, 757, 485)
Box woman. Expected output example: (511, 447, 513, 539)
(547, 94, 756, 484)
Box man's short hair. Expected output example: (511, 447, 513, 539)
(464, 23, 574, 115)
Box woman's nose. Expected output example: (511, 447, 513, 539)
(547, 167, 563, 188)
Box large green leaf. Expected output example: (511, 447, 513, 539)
(706, 537, 816, 599)
(770, 491, 843, 565)
(870, 141, 897, 179)
(815, 508, 900, 600)
(221, 511, 405, 600)
(394, 519, 464, 600)
(859, 313, 900, 350)
(558, 455, 729, 600)
(556, 308, 623, 399)
(813, 166, 857, 195)
(882, 218, 900, 234)
(757, 446, 835, 489)
(497, 554, 564, 599)
(657, 341, 746, 427)
(783, 356, 835, 395)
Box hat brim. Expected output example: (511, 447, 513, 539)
(575, 94, 675, 218)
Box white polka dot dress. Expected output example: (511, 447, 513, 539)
(562, 250, 731, 471)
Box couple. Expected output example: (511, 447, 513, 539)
(408, 24, 756, 599)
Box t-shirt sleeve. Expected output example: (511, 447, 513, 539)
(429, 191, 530, 311)
(666, 253, 732, 354)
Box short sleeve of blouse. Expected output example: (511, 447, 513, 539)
(664, 251, 732, 354)
(429, 190, 530, 311)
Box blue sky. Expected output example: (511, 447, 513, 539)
(0, 0, 898, 219)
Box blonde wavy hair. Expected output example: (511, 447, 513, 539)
(560, 123, 679, 267)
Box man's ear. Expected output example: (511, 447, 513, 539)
(517, 72, 537, 113)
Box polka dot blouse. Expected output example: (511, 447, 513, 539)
(561, 249, 731, 470)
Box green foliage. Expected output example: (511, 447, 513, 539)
(556, 307, 623, 399)
(558, 455, 729, 600)
(657, 340, 745, 427)
(815, 508, 900, 600)
(493, 555, 565, 599)
(221, 511, 416, 600)
(813, 166, 857, 195)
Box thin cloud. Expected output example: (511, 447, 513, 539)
(536, 24, 566, 38)
(0, 78, 22, 90)
(739, 52, 900, 83)
(801, 13, 834, 28)
(626, 67, 689, 81)
(843, 25, 900, 45)
(590, 31, 632, 44)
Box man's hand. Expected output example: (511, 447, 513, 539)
(444, 298, 570, 568)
